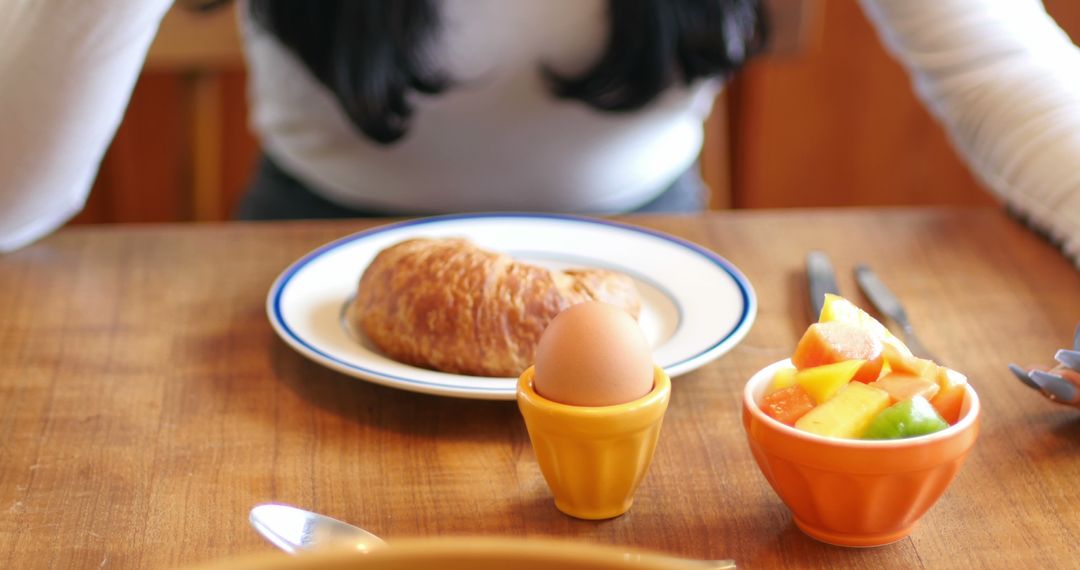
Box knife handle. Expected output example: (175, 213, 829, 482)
(806, 251, 840, 322)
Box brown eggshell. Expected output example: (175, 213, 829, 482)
(532, 301, 654, 407)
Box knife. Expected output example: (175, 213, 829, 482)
(853, 263, 941, 363)
(806, 250, 840, 322)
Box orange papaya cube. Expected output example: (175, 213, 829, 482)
(930, 367, 968, 425)
(818, 294, 913, 357)
(795, 359, 866, 404)
(795, 382, 891, 439)
(761, 385, 817, 426)
(870, 372, 940, 403)
(792, 321, 884, 382)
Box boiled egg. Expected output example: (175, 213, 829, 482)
(533, 301, 654, 406)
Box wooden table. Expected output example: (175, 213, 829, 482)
(1, 207, 1078, 569)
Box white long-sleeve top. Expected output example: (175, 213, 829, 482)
(860, 0, 1080, 266)
(0, 0, 172, 251)
(2, 0, 1080, 266)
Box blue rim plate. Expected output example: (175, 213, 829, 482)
(267, 213, 756, 400)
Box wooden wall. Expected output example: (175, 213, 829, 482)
(74, 1, 1080, 224)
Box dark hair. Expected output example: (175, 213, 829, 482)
(247, 0, 767, 144)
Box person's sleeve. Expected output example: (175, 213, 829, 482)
(860, 0, 1080, 267)
(0, 0, 173, 252)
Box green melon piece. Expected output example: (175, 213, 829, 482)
(862, 396, 949, 440)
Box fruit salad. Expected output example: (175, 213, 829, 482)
(761, 294, 968, 440)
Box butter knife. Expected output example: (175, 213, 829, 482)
(806, 250, 840, 322)
(853, 263, 941, 363)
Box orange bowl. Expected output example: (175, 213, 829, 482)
(742, 360, 980, 547)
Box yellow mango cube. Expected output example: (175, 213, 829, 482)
(795, 382, 891, 438)
(767, 366, 798, 395)
(795, 359, 866, 404)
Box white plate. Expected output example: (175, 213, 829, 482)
(267, 213, 756, 400)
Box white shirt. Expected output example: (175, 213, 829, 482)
(860, 0, 1080, 266)
(2, 0, 1080, 266)
(245, 0, 716, 214)
(0, 0, 171, 251)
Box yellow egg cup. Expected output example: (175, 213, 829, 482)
(516, 365, 671, 520)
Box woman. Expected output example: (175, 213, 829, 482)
(0, 0, 765, 250)
(1, 0, 1079, 263)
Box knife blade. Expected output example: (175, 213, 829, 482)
(853, 263, 941, 363)
(806, 250, 840, 322)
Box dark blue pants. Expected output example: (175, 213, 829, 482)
(235, 155, 707, 220)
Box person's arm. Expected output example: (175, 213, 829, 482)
(860, 0, 1080, 267)
(0, 0, 173, 251)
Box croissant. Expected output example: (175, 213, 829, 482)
(352, 237, 641, 377)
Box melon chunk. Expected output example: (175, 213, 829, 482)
(870, 372, 940, 403)
(883, 344, 939, 380)
(862, 396, 949, 440)
(795, 382, 891, 438)
(930, 367, 968, 425)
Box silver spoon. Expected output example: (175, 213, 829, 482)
(249, 503, 385, 554)
(249, 503, 735, 568)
